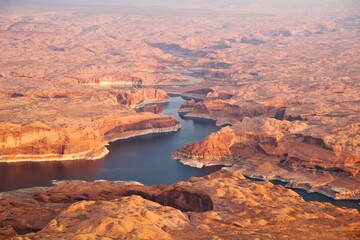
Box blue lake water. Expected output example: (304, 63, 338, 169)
(0, 97, 358, 211)
(0, 97, 221, 192)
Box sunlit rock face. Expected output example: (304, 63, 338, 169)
(116, 88, 169, 108)
(29, 197, 190, 240)
(173, 117, 360, 199)
(1, 171, 360, 239)
(166, 0, 360, 200)
(0, 86, 179, 162)
(0, 0, 359, 239)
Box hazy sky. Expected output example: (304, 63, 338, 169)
(0, 0, 358, 16)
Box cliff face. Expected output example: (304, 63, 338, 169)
(29, 197, 189, 240)
(175, 117, 360, 171)
(0, 122, 107, 162)
(2, 171, 360, 239)
(116, 88, 169, 108)
(0, 88, 179, 162)
(172, 126, 237, 167)
(173, 117, 360, 199)
(184, 99, 282, 126)
(178, 99, 196, 116)
(103, 115, 180, 143)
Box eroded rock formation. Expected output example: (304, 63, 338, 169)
(1, 171, 359, 239)
(116, 88, 169, 108)
(174, 117, 360, 199)
(0, 88, 179, 162)
(1, 1, 360, 238)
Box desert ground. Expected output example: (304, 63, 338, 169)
(0, 0, 359, 239)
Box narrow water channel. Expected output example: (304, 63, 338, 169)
(270, 180, 360, 210)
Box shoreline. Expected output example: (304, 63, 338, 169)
(172, 154, 235, 169)
(174, 154, 360, 201)
(0, 146, 109, 163)
(0, 124, 181, 164)
(105, 123, 181, 143)
(239, 172, 360, 201)
(1, 92, 358, 206)
(133, 99, 170, 109)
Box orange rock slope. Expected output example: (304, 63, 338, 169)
(167, 0, 360, 200)
(0, 88, 180, 162)
(173, 117, 360, 199)
(0, 0, 359, 238)
(1, 171, 359, 239)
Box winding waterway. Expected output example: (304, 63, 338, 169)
(0, 97, 221, 192)
(0, 94, 358, 210)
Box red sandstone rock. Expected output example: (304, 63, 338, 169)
(0, 226, 17, 240)
(2, 171, 360, 239)
(0, 197, 64, 234)
(178, 99, 196, 116)
(0, 88, 179, 162)
(116, 88, 169, 108)
(0, 1, 360, 238)
(174, 117, 360, 199)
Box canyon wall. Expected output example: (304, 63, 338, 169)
(0, 88, 180, 162)
(1, 171, 359, 239)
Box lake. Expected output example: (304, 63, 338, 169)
(0, 97, 221, 192)
(0, 96, 358, 210)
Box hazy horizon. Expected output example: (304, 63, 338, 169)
(1, 0, 359, 15)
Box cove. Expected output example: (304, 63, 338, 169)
(0, 97, 222, 192)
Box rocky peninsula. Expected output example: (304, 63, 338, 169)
(0, 0, 359, 239)
(0, 88, 180, 163)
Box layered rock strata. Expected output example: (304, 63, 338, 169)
(178, 99, 196, 117)
(1, 171, 359, 239)
(0, 88, 180, 162)
(116, 88, 169, 109)
(173, 117, 360, 199)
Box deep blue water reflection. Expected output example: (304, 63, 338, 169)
(0, 97, 358, 211)
(0, 97, 221, 192)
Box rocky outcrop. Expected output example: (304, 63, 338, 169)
(0, 113, 180, 162)
(103, 115, 180, 143)
(184, 100, 281, 126)
(173, 117, 360, 199)
(26, 197, 189, 240)
(0, 197, 62, 234)
(175, 117, 360, 174)
(178, 99, 196, 117)
(172, 126, 238, 168)
(0, 122, 108, 162)
(0, 88, 180, 163)
(34, 181, 213, 213)
(2, 171, 360, 239)
(0, 226, 17, 239)
(116, 88, 169, 109)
